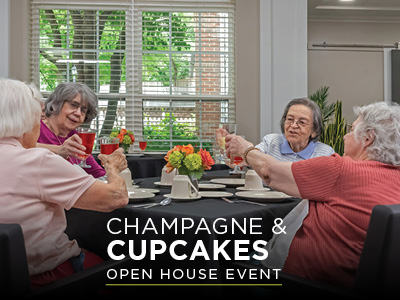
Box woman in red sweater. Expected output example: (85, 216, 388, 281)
(225, 101, 400, 288)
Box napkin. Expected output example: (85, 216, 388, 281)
(261, 199, 309, 269)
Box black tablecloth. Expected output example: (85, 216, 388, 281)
(93, 153, 229, 179)
(65, 170, 300, 286)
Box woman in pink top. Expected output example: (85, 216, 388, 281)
(0, 79, 129, 288)
(225, 101, 400, 289)
(37, 82, 105, 178)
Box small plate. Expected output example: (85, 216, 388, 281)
(163, 194, 202, 201)
(198, 183, 226, 190)
(154, 181, 172, 187)
(210, 178, 245, 187)
(126, 153, 144, 157)
(128, 190, 155, 202)
(198, 191, 233, 198)
(134, 188, 160, 194)
(235, 191, 292, 202)
(236, 186, 271, 191)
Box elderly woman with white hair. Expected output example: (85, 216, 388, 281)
(0, 78, 129, 288)
(225, 101, 400, 289)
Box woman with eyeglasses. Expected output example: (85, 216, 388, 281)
(37, 82, 106, 178)
(225, 101, 400, 288)
(255, 98, 334, 162)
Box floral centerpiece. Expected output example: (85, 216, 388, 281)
(110, 127, 135, 152)
(164, 144, 215, 180)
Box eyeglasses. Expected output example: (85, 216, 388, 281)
(346, 124, 354, 133)
(284, 117, 311, 128)
(65, 100, 88, 115)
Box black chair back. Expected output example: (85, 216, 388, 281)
(354, 204, 400, 294)
(0, 223, 31, 298)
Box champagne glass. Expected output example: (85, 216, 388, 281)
(98, 137, 120, 181)
(230, 135, 246, 175)
(215, 123, 237, 162)
(76, 127, 96, 168)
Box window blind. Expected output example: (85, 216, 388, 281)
(30, 0, 134, 147)
(133, 0, 236, 152)
(30, 0, 235, 153)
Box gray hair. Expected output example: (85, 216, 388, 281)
(353, 101, 400, 166)
(44, 82, 98, 123)
(280, 97, 324, 141)
(0, 79, 42, 138)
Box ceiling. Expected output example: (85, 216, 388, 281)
(308, 0, 400, 21)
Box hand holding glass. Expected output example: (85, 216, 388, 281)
(215, 123, 237, 162)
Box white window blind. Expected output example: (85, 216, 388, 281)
(133, 0, 236, 152)
(30, 0, 134, 145)
(30, 0, 235, 153)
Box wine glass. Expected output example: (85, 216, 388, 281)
(139, 139, 147, 151)
(215, 123, 237, 162)
(76, 127, 96, 168)
(98, 136, 120, 181)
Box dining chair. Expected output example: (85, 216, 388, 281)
(0, 223, 133, 299)
(229, 203, 400, 299)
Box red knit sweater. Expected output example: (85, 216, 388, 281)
(283, 154, 400, 288)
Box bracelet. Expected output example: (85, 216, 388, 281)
(243, 147, 260, 165)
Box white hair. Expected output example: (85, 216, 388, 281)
(0, 78, 42, 138)
(353, 101, 400, 166)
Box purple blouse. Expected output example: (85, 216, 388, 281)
(38, 120, 106, 178)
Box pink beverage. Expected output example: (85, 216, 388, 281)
(233, 156, 243, 165)
(78, 132, 96, 159)
(139, 141, 147, 150)
(100, 143, 119, 155)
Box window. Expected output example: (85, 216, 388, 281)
(31, 0, 235, 153)
(30, 0, 133, 143)
(134, 0, 236, 152)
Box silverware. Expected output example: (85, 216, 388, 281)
(141, 197, 171, 209)
(221, 197, 267, 207)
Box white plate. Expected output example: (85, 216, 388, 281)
(235, 191, 292, 202)
(128, 190, 155, 200)
(134, 188, 160, 194)
(198, 191, 233, 198)
(127, 185, 140, 192)
(198, 183, 226, 190)
(154, 181, 172, 187)
(210, 178, 245, 187)
(236, 186, 271, 191)
(126, 153, 144, 157)
(163, 194, 202, 201)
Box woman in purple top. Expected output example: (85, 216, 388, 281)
(37, 82, 106, 178)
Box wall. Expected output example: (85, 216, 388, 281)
(0, 0, 9, 77)
(308, 20, 400, 123)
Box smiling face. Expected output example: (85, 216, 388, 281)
(284, 104, 316, 153)
(51, 93, 87, 136)
(343, 117, 366, 159)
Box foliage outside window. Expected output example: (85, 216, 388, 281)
(31, 1, 236, 153)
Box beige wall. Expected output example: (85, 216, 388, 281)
(10, 0, 30, 81)
(308, 20, 400, 123)
(235, 0, 260, 142)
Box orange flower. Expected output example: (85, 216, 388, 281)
(198, 149, 215, 170)
(165, 161, 175, 173)
(120, 128, 127, 135)
(117, 133, 124, 143)
(181, 144, 194, 156)
(128, 134, 135, 144)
